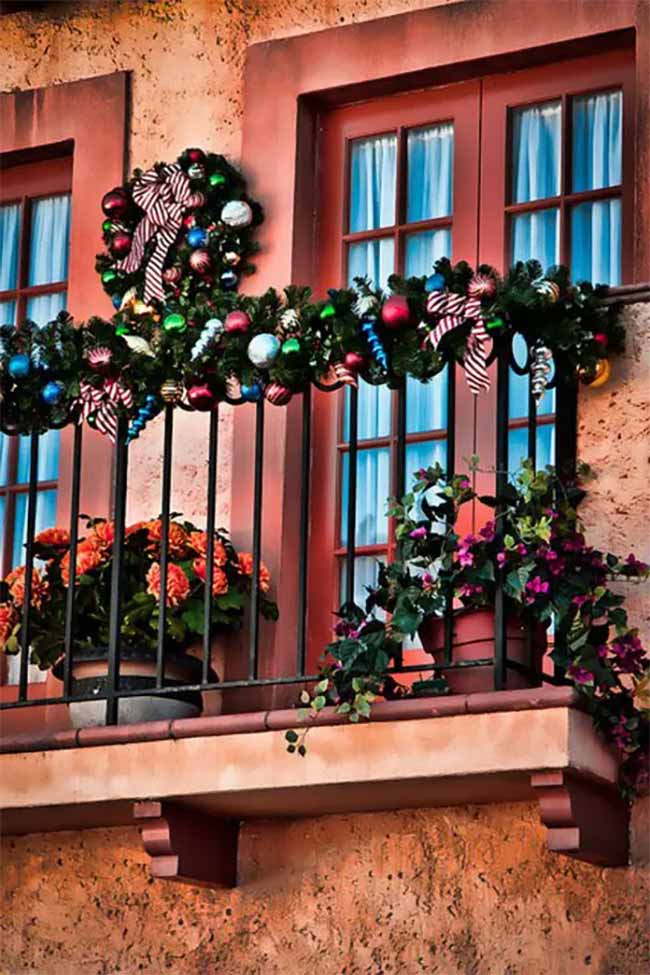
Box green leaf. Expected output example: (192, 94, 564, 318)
(312, 695, 326, 710)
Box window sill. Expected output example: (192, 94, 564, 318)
(0, 687, 629, 880)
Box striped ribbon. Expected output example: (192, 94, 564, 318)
(426, 290, 490, 395)
(116, 163, 193, 304)
(77, 379, 134, 443)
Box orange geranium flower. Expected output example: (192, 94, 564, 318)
(89, 520, 115, 552)
(146, 520, 189, 559)
(34, 527, 70, 550)
(60, 539, 106, 586)
(188, 531, 227, 565)
(237, 553, 271, 592)
(192, 558, 229, 596)
(146, 562, 190, 607)
(125, 521, 150, 539)
(5, 566, 49, 610)
(0, 602, 17, 649)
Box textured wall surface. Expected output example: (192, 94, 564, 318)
(1, 2, 649, 974)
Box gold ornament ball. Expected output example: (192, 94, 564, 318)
(160, 379, 183, 404)
(585, 358, 611, 388)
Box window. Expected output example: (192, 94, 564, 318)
(0, 155, 72, 683)
(308, 50, 632, 649)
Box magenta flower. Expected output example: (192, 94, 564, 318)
(422, 572, 435, 592)
(479, 521, 496, 542)
(459, 478, 471, 491)
(626, 553, 648, 574)
(409, 526, 427, 539)
(459, 550, 474, 568)
(572, 594, 592, 607)
(526, 576, 549, 596)
(567, 664, 594, 685)
(610, 633, 647, 675)
(459, 583, 483, 599)
(496, 551, 507, 568)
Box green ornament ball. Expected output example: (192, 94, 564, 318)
(102, 219, 113, 234)
(209, 172, 226, 188)
(486, 316, 505, 332)
(282, 337, 301, 356)
(163, 312, 187, 334)
(101, 269, 117, 285)
(319, 303, 335, 320)
(115, 324, 130, 337)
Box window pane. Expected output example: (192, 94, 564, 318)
(339, 554, 385, 608)
(405, 439, 447, 484)
(28, 194, 71, 286)
(571, 199, 621, 286)
(407, 123, 454, 221)
(511, 100, 561, 203)
(343, 381, 391, 442)
(341, 448, 390, 547)
(0, 435, 11, 486)
(508, 423, 555, 473)
(12, 488, 58, 568)
(26, 290, 67, 327)
(0, 300, 16, 326)
(349, 135, 397, 232)
(508, 335, 555, 418)
(16, 430, 60, 484)
(573, 91, 622, 192)
(0, 203, 20, 291)
(348, 239, 394, 289)
(404, 228, 452, 278)
(406, 369, 447, 434)
(511, 208, 559, 269)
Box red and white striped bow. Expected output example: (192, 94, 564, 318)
(116, 163, 193, 304)
(77, 379, 134, 443)
(425, 290, 490, 395)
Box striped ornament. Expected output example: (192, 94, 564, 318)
(319, 362, 358, 389)
(76, 378, 134, 443)
(276, 308, 300, 341)
(425, 289, 490, 395)
(116, 163, 193, 304)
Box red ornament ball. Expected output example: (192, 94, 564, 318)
(162, 266, 182, 284)
(187, 148, 206, 164)
(189, 249, 211, 274)
(224, 310, 251, 334)
(594, 332, 608, 347)
(381, 295, 411, 329)
(183, 214, 197, 230)
(344, 351, 367, 372)
(265, 382, 293, 406)
(101, 188, 129, 219)
(187, 384, 217, 411)
(111, 232, 132, 258)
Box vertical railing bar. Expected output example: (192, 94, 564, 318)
(345, 385, 359, 605)
(444, 361, 456, 665)
(494, 341, 510, 690)
(527, 363, 537, 472)
(62, 422, 83, 698)
(156, 405, 174, 689)
(296, 388, 311, 675)
(18, 431, 39, 702)
(552, 366, 578, 684)
(249, 397, 265, 680)
(202, 407, 219, 684)
(105, 416, 129, 725)
(395, 379, 407, 500)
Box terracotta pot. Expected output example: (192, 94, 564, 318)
(52, 645, 219, 728)
(418, 607, 546, 695)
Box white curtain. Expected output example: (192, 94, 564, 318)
(26, 292, 67, 326)
(340, 448, 390, 548)
(348, 238, 394, 289)
(512, 101, 561, 203)
(350, 135, 396, 232)
(29, 195, 71, 286)
(407, 123, 454, 221)
(0, 203, 20, 291)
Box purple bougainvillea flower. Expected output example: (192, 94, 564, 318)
(409, 526, 427, 539)
(567, 664, 594, 685)
(479, 520, 496, 542)
(610, 633, 647, 675)
(496, 551, 507, 568)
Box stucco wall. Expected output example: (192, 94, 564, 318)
(1, 2, 649, 973)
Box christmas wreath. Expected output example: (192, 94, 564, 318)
(0, 147, 624, 439)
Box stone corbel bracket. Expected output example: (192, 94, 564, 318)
(134, 800, 239, 888)
(531, 771, 630, 867)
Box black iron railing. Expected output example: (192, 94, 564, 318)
(0, 334, 576, 723)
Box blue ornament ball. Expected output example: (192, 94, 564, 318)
(8, 354, 31, 379)
(186, 227, 208, 248)
(41, 381, 64, 406)
(426, 272, 446, 292)
(220, 269, 238, 291)
(112, 293, 123, 309)
(241, 382, 262, 402)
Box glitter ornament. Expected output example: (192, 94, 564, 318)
(190, 319, 224, 361)
(101, 188, 129, 219)
(264, 382, 292, 406)
(276, 308, 300, 341)
(225, 311, 251, 334)
(248, 333, 280, 369)
(187, 384, 217, 411)
(7, 354, 30, 379)
(41, 381, 64, 406)
(187, 227, 208, 248)
(533, 279, 560, 304)
(530, 342, 553, 403)
(221, 200, 253, 228)
(163, 312, 187, 333)
(361, 320, 388, 370)
(160, 379, 183, 404)
(381, 295, 411, 330)
(189, 249, 211, 274)
(187, 163, 205, 180)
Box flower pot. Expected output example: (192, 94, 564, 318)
(52, 645, 218, 728)
(418, 607, 546, 695)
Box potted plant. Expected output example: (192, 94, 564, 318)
(0, 517, 277, 727)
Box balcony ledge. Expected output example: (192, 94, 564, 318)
(0, 688, 629, 880)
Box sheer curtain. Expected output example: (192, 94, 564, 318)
(29, 195, 70, 285)
(511, 101, 561, 269)
(407, 123, 453, 221)
(1, 203, 20, 327)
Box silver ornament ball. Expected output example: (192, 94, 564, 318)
(221, 200, 253, 228)
(247, 333, 280, 369)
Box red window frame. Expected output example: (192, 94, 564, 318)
(0, 155, 72, 580)
(306, 50, 634, 664)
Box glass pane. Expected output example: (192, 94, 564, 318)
(407, 123, 454, 221)
(0, 300, 16, 326)
(12, 488, 58, 568)
(508, 423, 555, 473)
(343, 381, 391, 442)
(348, 239, 394, 289)
(511, 208, 559, 269)
(349, 135, 397, 232)
(28, 194, 71, 286)
(573, 91, 622, 192)
(339, 554, 386, 608)
(406, 369, 447, 434)
(511, 100, 561, 203)
(16, 430, 60, 484)
(0, 203, 20, 291)
(404, 228, 452, 278)
(340, 447, 390, 547)
(26, 290, 67, 327)
(509, 335, 555, 418)
(405, 438, 447, 487)
(571, 199, 621, 286)
(0, 435, 11, 486)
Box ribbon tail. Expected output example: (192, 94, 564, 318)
(464, 322, 490, 395)
(143, 216, 182, 304)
